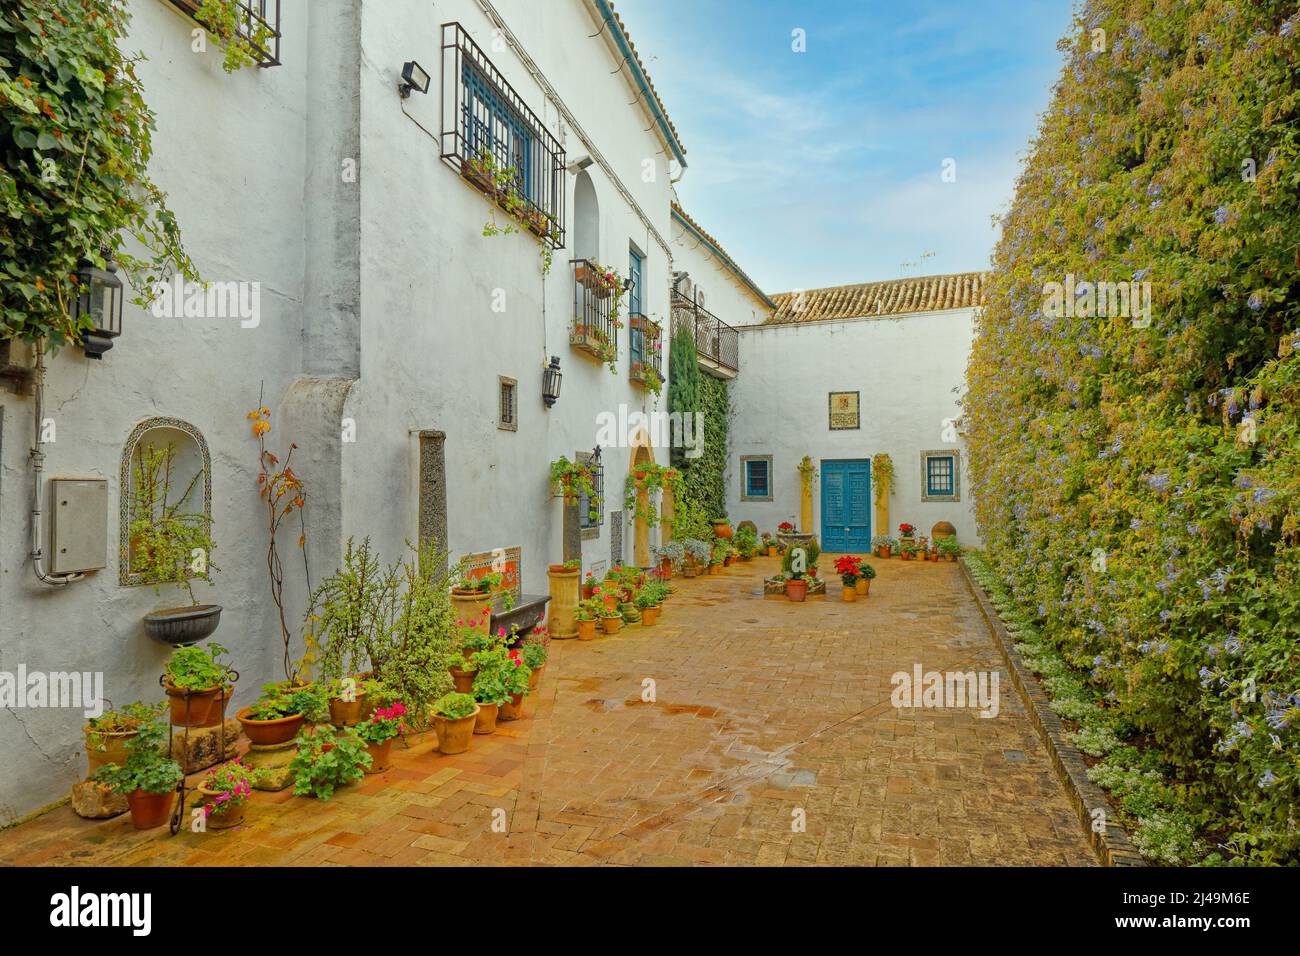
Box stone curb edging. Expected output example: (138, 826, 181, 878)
(958, 557, 1145, 868)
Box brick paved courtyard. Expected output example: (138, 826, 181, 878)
(0, 556, 1095, 867)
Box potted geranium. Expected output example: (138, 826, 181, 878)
(90, 714, 183, 830)
(237, 682, 329, 746)
(600, 601, 623, 634)
(84, 701, 166, 776)
(522, 637, 548, 691)
(197, 759, 261, 830)
(451, 572, 498, 636)
(760, 532, 777, 557)
(498, 650, 531, 721)
(581, 571, 598, 599)
(871, 534, 897, 559)
(834, 555, 862, 603)
(634, 589, 661, 626)
(470, 647, 512, 734)
(354, 702, 407, 773)
(777, 521, 796, 535)
(898, 523, 917, 550)
(290, 727, 371, 799)
(431, 692, 479, 755)
(857, 561, 877, 595)
(575, 600, 600, 640)
(162, 642, 234, 727)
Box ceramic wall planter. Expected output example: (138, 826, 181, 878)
(434, 706, 479, 755)
(126, 789, 175, 830)
(235, 707, 305, 746)
(143, 604, 222, 646)
(473, 702, 499, 735)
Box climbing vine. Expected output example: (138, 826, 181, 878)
(965, 0, 1300, 864)
(0, 0, 196, 348)
(871, 453, 894, 505)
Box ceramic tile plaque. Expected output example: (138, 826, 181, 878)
(829, 391, 860, 430)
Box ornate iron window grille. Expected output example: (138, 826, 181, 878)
(629, 313, 662, 387)
(169, 0, 282, 67)
(439, 22, 566, 249)
(570, 259, 630, 364)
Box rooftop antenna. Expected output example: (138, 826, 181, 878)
(899, 251, 936, 276)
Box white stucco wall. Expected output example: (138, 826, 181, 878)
(725, 308, 982, 548)
(669, 210, 772, 328)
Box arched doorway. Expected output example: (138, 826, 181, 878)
(629, 435, 655, 568)
(574, 170, 599, 261)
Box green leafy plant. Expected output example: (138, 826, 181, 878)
(469, 147, 554, 275)
(469, 647, 512, 706)
(550, 457, 600, 521)
(521, 642, 547, 670)
(683, 539, 711, 565)
(0, 0, 198, 348)
(432, 692, 477, 721)
(354, 701, 407, 745)
(91, 713, 183, 796)
(84, 701, 165, 752)
(290, 727, 371, 799)
(781, 538, 821, 581)
(871, 453, 894, 504)
(163, 642, 233, 692)
(193, 0, 275, 73)
(246, 682, 328, 722)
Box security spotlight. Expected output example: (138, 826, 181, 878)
(399, 60, 430, 98)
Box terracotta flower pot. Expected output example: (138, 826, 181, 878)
(841, 585, 857, 602)
(126, 789, 175, 830)
(659, 558, 673, 579)
(641, 605, 659, 627)
(683, 565, 699, 578)
(711, 521, 733, 539)
(708, 564, 720, 575)
(449, 665, 476, 694)
(236, 707, 306, 746)
(197, 787, 246, 829)
(451, 589, 492, 637)
(499, 691, 525, 721)
(786, 579, 808, 602)
(723, 555, 735, 566)
(329, 692, 367, 728)
(601, 615, 623, 635)
(767, 546, 777, 557)
(528, 665, 544, 692)
(877, 546, 891, 559)
(434, 706, 479, 754)
(473, 702, 499, 735)
(577, 619, 598, 641)
(856, 578, 869, 596)
(363, 738, 394, 774)
(164, 682, 222, 728)
(84, 728, 137, 777)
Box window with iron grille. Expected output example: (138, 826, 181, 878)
(577, 451, 604, 532)
(439, 22, 565, 248)
(921, 451, 961, 501)
(741, 456, 773, 501)
(498, 376, 517, 432)
(169, 1, 282, 67)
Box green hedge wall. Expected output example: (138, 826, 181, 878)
(668, 329, 729, 541)
(966, 1, 1300, 862)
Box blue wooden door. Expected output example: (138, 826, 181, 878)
(821, 459, 872, 552)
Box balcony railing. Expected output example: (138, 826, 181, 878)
(170, 0, 281, 67)
(570, 260, 628, 366)
(670, 289, 738, 375)
(440, 22, 566, 249)
(629, 314, 663, 389)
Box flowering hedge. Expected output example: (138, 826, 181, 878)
(966, 1, 1300, 863)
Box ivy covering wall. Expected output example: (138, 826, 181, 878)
(668, 329, 728, 540)
(965, 2, 1300, 863)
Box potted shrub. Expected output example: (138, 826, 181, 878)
(90, 714, 183, 830)
(575, 600, 600, 640)
(498, 650, 532, 721)
(871, 534, 897, 559)
(522, 638, 548, 691)
(290, 727, 371, 799)
(84, 701, 165, 776)
(354, 702, 407, 773)
(760, 532, 777, 557)
(162, 642, 234, 727)
(127, 442, 222, 646)
(470, 647, 512, 734)
(196, 759, 261, 830)
(857, 561, 877, 595)
(600, 602, 623, 635)
(834, 555, 862, 602)
(900, 541, 917, 561)
(683, 539, 710, 577)
(781, 538, 820, 602)
(431, 692, 479, 755)
(937, 537, 961, 562)
(734, 527, 758, 561)
(581, 571, 598, 599)
(237, 682, 329, 746)
(550, 456, 598, 507)
(635, 589, 660, 626)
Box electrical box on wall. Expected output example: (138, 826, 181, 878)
(49, 478, 108, 575)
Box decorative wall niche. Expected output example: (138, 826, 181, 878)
(119, 417, 212, 587)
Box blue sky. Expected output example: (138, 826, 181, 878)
(616, 0, 1076, 293)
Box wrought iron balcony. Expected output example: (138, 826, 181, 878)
(439, 22, 566, 249)
(169, 0, 281, 67)
(570, 260, 628, 367)
(628, 314, 663, 390)
(670, 289, 738, 377)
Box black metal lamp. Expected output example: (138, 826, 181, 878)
(73, 257, 124, 360)
(542, 355, 562, 408)
(399, 60, 430, 98)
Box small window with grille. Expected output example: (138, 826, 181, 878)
(498, 376, 517, 431)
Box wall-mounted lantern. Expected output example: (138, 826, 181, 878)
(73, 257, 123, 360)
(542, 355, 562, 408)
(399, 60, 430, 98)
